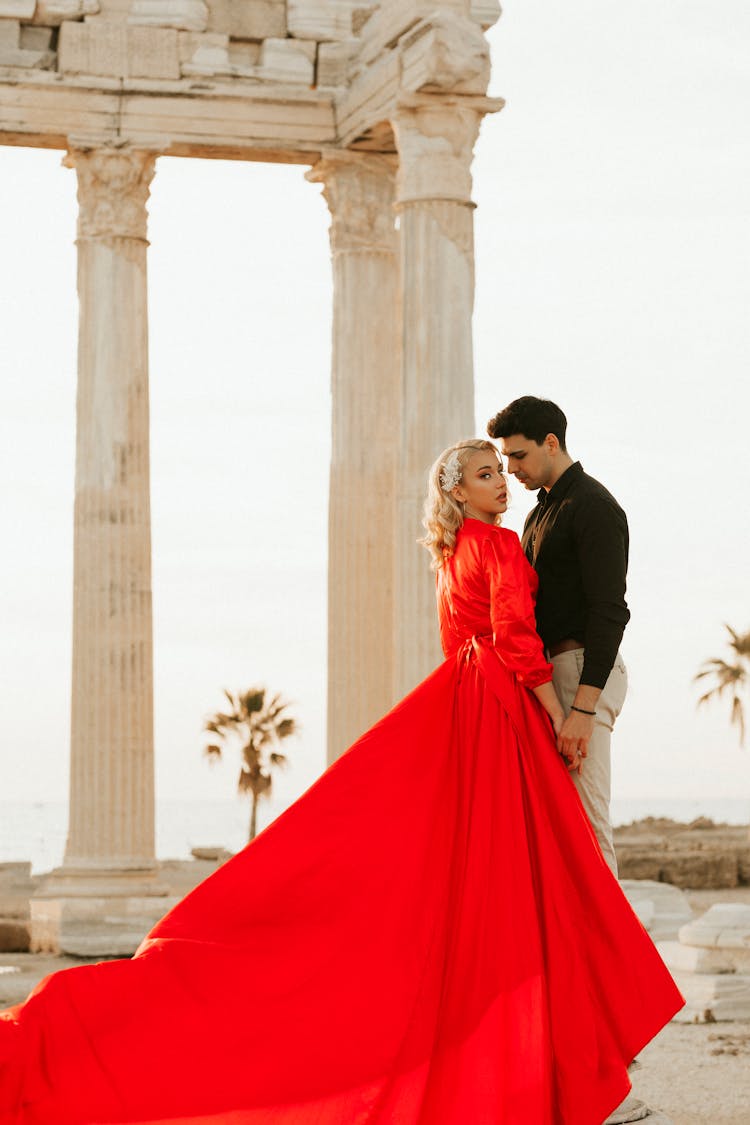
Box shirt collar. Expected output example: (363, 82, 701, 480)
(536, 460, 583, 505)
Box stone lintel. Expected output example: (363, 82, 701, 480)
(0, 73, 337, 158)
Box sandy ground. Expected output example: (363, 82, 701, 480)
(2, 888, 750, 1123)
(635, 1019, 750, 1124)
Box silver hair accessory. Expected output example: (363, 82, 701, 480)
(439, 450, 463, 493)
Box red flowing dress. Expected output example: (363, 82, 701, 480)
(0, 520, 683, 1124)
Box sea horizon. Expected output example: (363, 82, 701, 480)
(0, 796, 747, 876)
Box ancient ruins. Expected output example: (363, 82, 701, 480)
(0, 0, 502, 948)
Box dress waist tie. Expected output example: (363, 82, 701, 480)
(456, 636, 526, 740)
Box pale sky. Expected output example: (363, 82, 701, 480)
(1, 1, 749, 816)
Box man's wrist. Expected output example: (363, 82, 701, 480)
(573, 684, 602, 712)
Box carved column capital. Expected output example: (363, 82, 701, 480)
(64, 146, 158, 241)
(391, 94, 502, 207)
(307, 150, 397, 255)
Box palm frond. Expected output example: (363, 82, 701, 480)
(695, 626, 749, 747)
(241, 689, 266, 715)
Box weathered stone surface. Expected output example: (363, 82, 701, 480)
(129, 0, 208, 33)
(206, 0, 286, 40)
(258, 36, 315, 85)
(316, 38, 357, 88)
(0, 921, 30, 953)
(31, 894, 178, 957)
(351, 5, 376, 36)
(54, 144, 162, 948)
(390, 97, 494, 694)
(178, 29, 229, 73)
(668, 966, 750, 1023)
(358, 0, 465, 67)
(178, 31, 262, 76)
(470, 0, 501, 31)
(307, 152, 399, 762)
(59, 21, 181, 79)
(288, 0, 352, 42)
(0, 0, 34, 18)
(620, 879, 693, 941)
(0, 18, 54, 69)
(614, 819, 750, 889)
(659, 939, 750, 975)
(227, 40, 260, 70)
(31, 0, 99, 24)
(400, 12, 490, 96)
(87, 0, 129, 18)
(680, 903, 750, 950)
(0, 18, 19, 46)
(19, 25, 52, 49)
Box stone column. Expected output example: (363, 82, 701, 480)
(307, 152, 400, 763)
(61, 144, 158, 884)
(391, 94, 499, 697)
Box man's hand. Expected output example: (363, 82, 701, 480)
(557, 708, 595, 768)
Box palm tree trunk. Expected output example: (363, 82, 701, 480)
(249, 794, 258, 842)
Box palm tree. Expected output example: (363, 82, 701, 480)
(695, 626, 750, 746)
(204, 688, 298, 841)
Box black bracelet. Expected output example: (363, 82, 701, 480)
(570, 705, 596, 716)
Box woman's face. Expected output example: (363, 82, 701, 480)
(452, 450, 508, 523)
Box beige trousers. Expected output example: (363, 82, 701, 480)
(550, 649, 628, 876)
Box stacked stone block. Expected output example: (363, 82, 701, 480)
(0, 1, 500, 91)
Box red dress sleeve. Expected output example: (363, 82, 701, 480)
(482, 531, 553, 689)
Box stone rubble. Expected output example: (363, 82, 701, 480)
(659, 903, 750, 1023)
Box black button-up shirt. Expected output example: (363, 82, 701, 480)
(521, 462, 630, 690)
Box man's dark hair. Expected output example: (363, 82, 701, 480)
(487, 396, 568, 450)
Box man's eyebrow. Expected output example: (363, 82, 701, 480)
(504, 448, 526, 457)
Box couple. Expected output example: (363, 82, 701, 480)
(0, 396, 682, 1124)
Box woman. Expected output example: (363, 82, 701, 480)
(0, 439, 682, 1125)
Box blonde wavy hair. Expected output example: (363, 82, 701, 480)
(419, 438, 503, 569)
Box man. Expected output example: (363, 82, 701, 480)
(488, 397, 647, 1125)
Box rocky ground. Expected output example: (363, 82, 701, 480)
(614, 817, 750, 889)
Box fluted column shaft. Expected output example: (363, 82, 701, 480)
(63, 145, 157, 872)
(391, 96, 490, 697)
(307, 153, 399, 764)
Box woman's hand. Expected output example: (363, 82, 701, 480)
(549, 708, 565, 739)
(532, 682, 565, 737)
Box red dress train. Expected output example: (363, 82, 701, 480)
(0, 521, 683, 1124)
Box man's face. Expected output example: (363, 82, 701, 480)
(500, 433, 555, 491)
